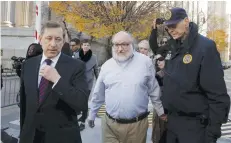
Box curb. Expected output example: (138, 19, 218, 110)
(9, 119, 20, 130)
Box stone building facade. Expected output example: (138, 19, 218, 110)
(1, 1, 35, 69)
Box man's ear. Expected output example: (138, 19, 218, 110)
(38, 35, 42, 43)
(184, 17, 190, 24)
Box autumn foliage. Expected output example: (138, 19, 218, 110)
(207, 30, 228, 52)
(49, 1, 163, 40)
(206, 15, 228, 54)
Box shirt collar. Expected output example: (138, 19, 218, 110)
(40, 52, 61, 65)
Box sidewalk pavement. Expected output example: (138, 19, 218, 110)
(2, 104, 231, 143)
(81, 118, 231, 143)
(4, 117, 231, 143)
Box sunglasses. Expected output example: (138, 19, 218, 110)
(160, 41, 168, 45)
(157, 57, 165, 61)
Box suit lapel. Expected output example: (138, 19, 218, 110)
(37, 53, 66, 109)
(30, 55, 42, 107)
(54, 54, 66, 78)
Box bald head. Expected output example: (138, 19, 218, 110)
(112, 31, 133, 44)
(111, 31, 134, 62)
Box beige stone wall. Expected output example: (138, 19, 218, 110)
(1, 1, 34, 27)
(1, 1, 36, 69)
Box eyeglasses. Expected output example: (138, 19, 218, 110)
(157, 57, 165, 61)
(113, 43, 131, 48)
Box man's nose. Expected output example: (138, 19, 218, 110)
(50, 39, 56, 47)
(117, 46, 123, 51)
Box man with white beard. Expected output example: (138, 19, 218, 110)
(87, 31, 166, 143)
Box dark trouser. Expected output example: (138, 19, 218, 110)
(166, 113, 206, 143)
(78, 90, 91, 123)
(33, 129, 45, 143)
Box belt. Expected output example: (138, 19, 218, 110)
(169, 111, 209, 125)
(169, 111, 202, 118)
(106, 112, 149, 124)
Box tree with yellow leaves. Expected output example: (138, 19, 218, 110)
(49, 1, 165, 57)
(207, 30, 228, 52)
(50, 1, 164, 39)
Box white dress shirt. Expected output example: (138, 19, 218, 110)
(89, 52, 164, 120)
(38, 52, 61, 88)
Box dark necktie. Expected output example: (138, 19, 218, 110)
(39, 59, 52, 103)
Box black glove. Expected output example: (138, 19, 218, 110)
(206, 124, 221, 143)
(88, 120, 95, 128)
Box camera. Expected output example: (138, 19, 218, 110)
(156, 18, 165, 25)
(11, 56, 25, 69)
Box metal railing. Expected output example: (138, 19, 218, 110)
(0, 65, 101, 108)
(1, 69, 20, 108)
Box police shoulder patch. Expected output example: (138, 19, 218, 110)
(164, 9, 172, 20)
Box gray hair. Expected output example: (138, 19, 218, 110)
(138, 40, 150, 50)
(41, 21, 65, 38)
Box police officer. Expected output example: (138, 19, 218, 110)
(161, 7, 230, 143)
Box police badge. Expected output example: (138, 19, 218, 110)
(164, 9, 172, 20)
(183, 54, 192, 64)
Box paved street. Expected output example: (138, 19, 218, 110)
(2, 108, 231, 143)
(1, 68, 231, 142)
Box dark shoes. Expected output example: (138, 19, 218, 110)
(79, 123, 85, 131)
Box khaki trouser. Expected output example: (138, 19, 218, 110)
(151, 110, 167, 143)
(102, 114, 149, 143)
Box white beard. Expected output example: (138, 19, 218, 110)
(112, 46, 133, 62)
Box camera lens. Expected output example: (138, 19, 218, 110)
(156, 18, 165, 25)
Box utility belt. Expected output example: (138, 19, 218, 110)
(106, 112, 149, 124)
(169, 111, 209, 125)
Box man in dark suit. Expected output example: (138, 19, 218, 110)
(19, 21, 88, 143)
